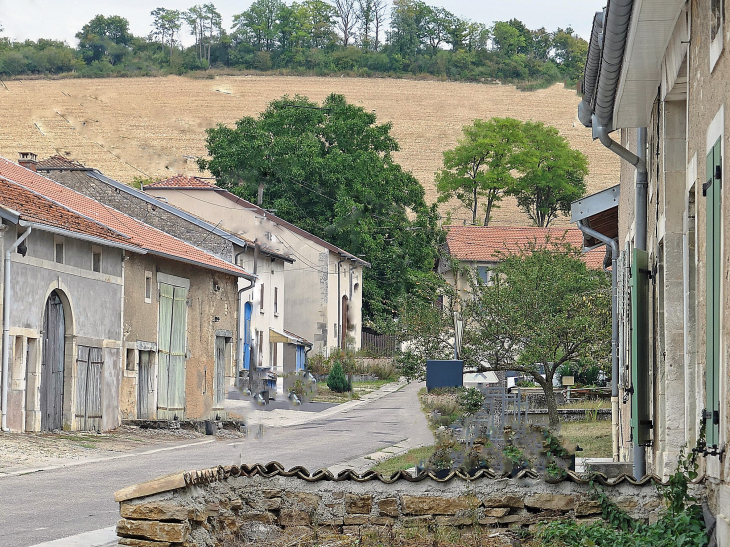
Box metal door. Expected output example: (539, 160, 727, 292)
(137, 351, 151, 419)
(74, 346, 103, 430)
(41, 292, 65, 431)
(214, 336, 225, 407)
(157, 283, 188, 419)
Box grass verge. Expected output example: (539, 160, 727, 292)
(558, 420, 612, 458)
(370, 446, 435, 475)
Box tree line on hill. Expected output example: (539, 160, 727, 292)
(0, 2, 587, 87)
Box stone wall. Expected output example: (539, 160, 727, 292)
(114, 463, 672, 546)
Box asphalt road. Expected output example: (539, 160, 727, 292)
(0, 381, 431, 547)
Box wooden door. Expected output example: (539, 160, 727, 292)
(75, 346, 102, 431)
(41, 292, 65, 431)
(137, 351, 151, 419)
(157, 283, 188, 419)
(214, 337, 225, 407)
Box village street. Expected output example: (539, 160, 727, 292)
(0, 381, 431, 547)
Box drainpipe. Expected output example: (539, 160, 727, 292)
(234, 247, 254, 390)
(592, 116, 648, 479)
(337, 257, 347, 350)
(577, 221, 619, 461)
(2, 226, 32, 432)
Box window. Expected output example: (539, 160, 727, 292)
(126, 348, 136, 372)
(257, 331, 264, 367)
(711, 0, 724, 70)
(54, 236, 64, 264)
(260, 283, 265, 313)
(477, 266, 491, 284)
(144, 271, 153, 304)
(274, 287, 278, 315)
(92, 246, 102, 273)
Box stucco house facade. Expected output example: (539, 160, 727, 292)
(34, 161, 306, 397)
(0, 156, 255, 423)
(576, 0, 730, 541)
(144, 176, 368, 357)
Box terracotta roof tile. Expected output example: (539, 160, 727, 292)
(145, 174, 216, 188)
(0, 158, 253, 278)
(444, 225, 606, 269)
(0, 177, 133, 246)
(36, 155, 88, 170)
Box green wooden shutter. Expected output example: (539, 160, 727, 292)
(705, 139, 722, 448)
(631, 248, 652, 445)
(157, 283, 174, 416)
(169, 286, 188, 415)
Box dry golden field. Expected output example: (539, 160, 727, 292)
(0, 75, 618, 226)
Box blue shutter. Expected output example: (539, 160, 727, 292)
(631, 248, 652, 445)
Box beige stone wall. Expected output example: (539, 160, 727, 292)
(114, 467, 669, 546)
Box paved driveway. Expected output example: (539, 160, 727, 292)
(0, 381, 431, 547)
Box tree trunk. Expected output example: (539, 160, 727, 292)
(472, 186, 478, 224)
(534, 374, 559, 427)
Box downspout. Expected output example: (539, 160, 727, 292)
(337, 257, 346, 350)
(577, 221, 619, 461)
(2, 226, 32, 432)
(234, 247, 254, 390)
(591, 117, 648, 479)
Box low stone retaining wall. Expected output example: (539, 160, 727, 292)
(114, 463, 673, 546)
(527, 408, 612, 422)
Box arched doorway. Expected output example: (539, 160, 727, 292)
(41, 291, 65, 431)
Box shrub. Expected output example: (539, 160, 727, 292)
(326, 361, 350, 393)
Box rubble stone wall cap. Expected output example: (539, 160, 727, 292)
(114, 472, 187, 502)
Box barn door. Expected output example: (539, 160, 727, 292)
(214, 336, 226, 408)
(157, 283, 188, 419)
(137, 351, 151, 419)
(41, 292, 65, 431)
(75, 346, 102, 431)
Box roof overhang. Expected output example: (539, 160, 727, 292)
(613, 0, 686, 128)
(570, 185, 620, 249)
(269, 328, 312, 347)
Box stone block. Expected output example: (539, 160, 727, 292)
(378, 498, 399, 517)
(435, 516, 473, 526)
(238, 512, 276, 524)
(285, 492, 321, 511)
(119, 539, 171, 547)
(258, 498, 281, 511)
(344, 515, 369, 525)
(575, 500, 602, 517)
(497, 514, 527, 525)
(483, 508, 510, 518)
(318, 517, 344, 526)
(371, 516, 396, 526)
(116, 519, 189, 543)
(343, 525, 361, 535)
(524, 494, 576, 512)
(401, 495, 477, 515)
(332, 492, 344, 500)
(482, 495, 524, 509)
(478, 517, 499, 525)
(616, 498, 638, 512)
(402, 516, 434, 527)
(345, 494, 372, 514)
(115, 473, 187, 502)
(120, 502, 194, 522)
(279, 509, 311, 526)
(262, 489, 282, 498)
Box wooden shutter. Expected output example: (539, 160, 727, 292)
(169, 286, 188, 414)
(705, 139, 722, 448)
(75, 346, 102, 431)
(214, 337, 225, 407)
(157, 282, 174, 415)
(631, 248, 652, 445)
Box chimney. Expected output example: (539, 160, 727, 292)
(18, 152, 37, 172)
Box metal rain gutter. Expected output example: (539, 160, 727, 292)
(2, 226, 32, 431)
(18, 220, 144, 255)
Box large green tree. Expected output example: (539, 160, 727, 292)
(199, 93, 441, 321)
(509, 120, 588, 227)
(436, 117, 522, 226)
(76, 15, 132, 65)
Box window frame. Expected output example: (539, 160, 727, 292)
(54, 236, 65, 264)
(710, 0, 724, 71)
(144, 271, 153, 304)
(91, 245, 102, 273)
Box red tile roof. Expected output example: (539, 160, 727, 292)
(0, 177, 133, 246)
(0, 158, 254, 278)
(145, 175, 216, 188)
(444, 225, 606, 269)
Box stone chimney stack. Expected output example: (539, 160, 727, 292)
(18, 152, 37, 172)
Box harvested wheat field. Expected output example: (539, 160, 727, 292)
(0, 75, 618, 226)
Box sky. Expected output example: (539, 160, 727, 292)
(0, 0, 606, 46)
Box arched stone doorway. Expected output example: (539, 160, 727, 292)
(40, 291, 66, 431)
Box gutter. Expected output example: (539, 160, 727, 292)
(2, 226, 32, 431)
(577, 220, 620, 461)
(18, 220, 144, 254)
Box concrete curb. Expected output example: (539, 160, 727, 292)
(28, 526, 117, 547)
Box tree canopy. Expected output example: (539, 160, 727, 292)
(198, 93, 441, 321)
(393, 238, 611, 426)
(437, 118, 588, 227)
(0, 5, 588, 88)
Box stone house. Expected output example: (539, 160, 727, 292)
(576, 0, 730, 540)
(33, 159, 307, 397)
(0, 156, 255, 422)
(144, 176, 369, 356)
(0, 173, 138, 432)
(438, 225, 606, 298)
